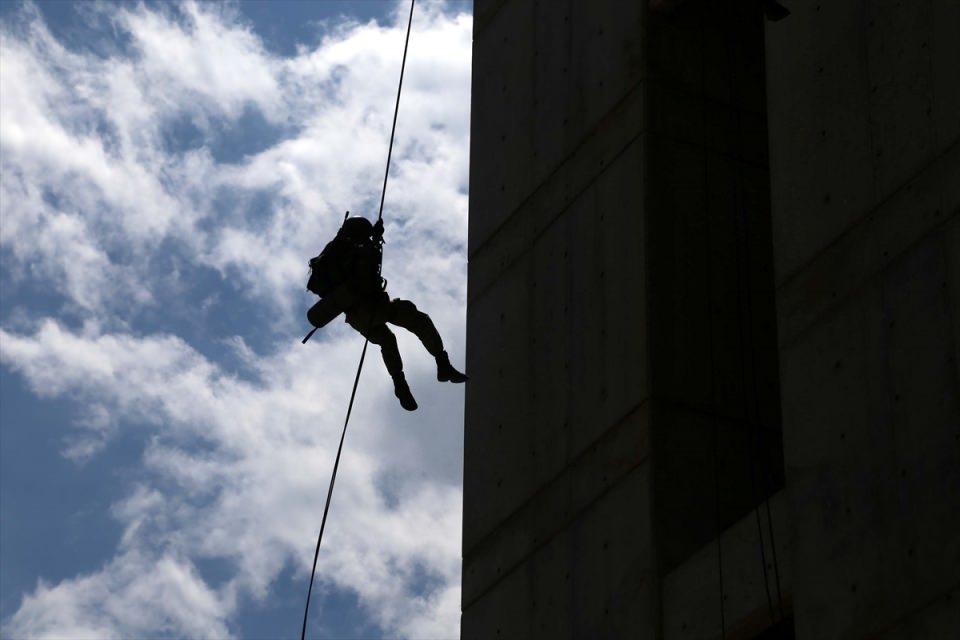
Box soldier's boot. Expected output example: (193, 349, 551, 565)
(392, 373, 418, 411)
(436, 351, 468, 383)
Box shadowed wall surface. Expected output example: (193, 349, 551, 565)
(464, 0, 959, 637)
(766, 0, 960, 637)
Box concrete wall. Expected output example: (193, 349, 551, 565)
(766, 0, 960, 637)
(464, 0, 960, 637)
(464, 0, 653, 636)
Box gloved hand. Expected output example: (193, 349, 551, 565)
(372, 218, 384, 238)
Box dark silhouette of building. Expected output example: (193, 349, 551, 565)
(463, 0, 959, 637)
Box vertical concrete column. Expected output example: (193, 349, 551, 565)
(465, 0, 787, 636)
(465, 0, 654, 637)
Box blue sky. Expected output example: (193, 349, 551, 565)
(0, 1, 471, 638)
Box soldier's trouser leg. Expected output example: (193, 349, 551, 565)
(347, 318, 403, 377)
(387, 299, 444, 357)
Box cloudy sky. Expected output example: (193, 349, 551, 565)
(0, 1, 471, 638)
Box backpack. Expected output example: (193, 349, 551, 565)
(306, 240, 347, 297)
(308, 234, 385, 295)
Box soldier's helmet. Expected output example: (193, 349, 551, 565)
(340, 216, 374, 241)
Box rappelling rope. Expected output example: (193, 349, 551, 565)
(299, 3, 415, 639)
(724, 2, 785, 626)
(697, 4, 726, 636)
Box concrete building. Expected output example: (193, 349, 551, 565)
(463, 0, 959, 638)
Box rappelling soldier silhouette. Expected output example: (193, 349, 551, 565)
(304, 214, 467, 411)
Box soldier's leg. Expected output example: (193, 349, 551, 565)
(345, 313, 417, 410)
(386, 299, 444, 357)
(388, 299, 467, 383)
(345, 312, 402, 375)
(363, 324, 404, 378)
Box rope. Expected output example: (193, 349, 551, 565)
(723, 2, 786, 625)
(300, 3, 415, 639)
(377, 0, 414, 224)
(697, 4, 726, 635)
(720, 7, 776, 622)
(700, 7, 727, 640)
(713, 425, 726, 639)
(300, 340, 369, 640)
(758, 430, 786, 619)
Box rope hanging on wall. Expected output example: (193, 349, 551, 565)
(299, 2, 416, 638)
(711, 2, 786, 634)
(723, 3, 786, 628)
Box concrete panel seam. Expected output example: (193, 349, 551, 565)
(462, 399, 649, 561)
(778, 210, 959, 352)
(461, 458, 650, 612)
(469, 113, 773, 304)
(467, 131, 644, 308)
(473, 0, 514, 37)
(776, 137, 959, 347)
(866, 580, 960, 638)
(470, 86, 769, 304)
(776, 136, 959, 290)
(469, 79, 645, 261)
(661, 490, 793, 640)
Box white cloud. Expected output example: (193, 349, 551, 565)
(0, 1, 471, 638)
(1, 0, 471, 325)
(6, 549, 233, 640)
(1, 317, 464, 638)
(117, 1, 282, 122)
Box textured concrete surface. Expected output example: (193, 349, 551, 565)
(768, 0, 960, 638)
(663, 490, 793, 640)
(466, 0, 654, 635)
(465, 0, 959, 637)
